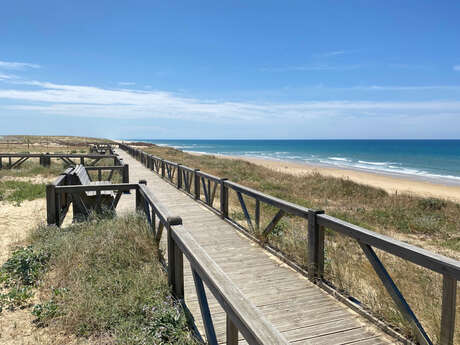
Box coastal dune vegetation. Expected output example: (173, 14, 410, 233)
(0, 137, 197, 344)
(1, 214, 198, 344)
(139, 142, 460, 344)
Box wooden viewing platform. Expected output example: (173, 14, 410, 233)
(115, 148, 398, 345)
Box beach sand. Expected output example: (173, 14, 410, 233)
(191, 152, 460, 203)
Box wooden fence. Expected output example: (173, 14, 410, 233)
(1, 152, 129, 183)
(119, 142, 460, 345)
(89, 144, 115, 154)
(46, 175, 288, 345)
(0, 152, 122, 168)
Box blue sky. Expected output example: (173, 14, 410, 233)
(1, 1, 460, 139)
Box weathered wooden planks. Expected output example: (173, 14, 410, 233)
(116, 148, 396, 345)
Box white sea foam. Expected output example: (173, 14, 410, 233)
(328, 157, 350, 162)
(358, 160, 391, 166)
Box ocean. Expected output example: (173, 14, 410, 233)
(129, 139, 460, 186)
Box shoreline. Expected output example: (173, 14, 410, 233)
(187, 151, 460, 203)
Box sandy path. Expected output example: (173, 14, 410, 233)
(0, 199, 47, 263)
(0, 196, 74, 344)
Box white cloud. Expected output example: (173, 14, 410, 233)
(313, 50, 347, 58)
(454, 65, 460, 71)
(0, 79, 459, 124)
(388, 63, 429, 70)
(0, 60, 41, 70)
(0, 73, 18, 80)
(261, 64, 361, 72)
(350, 85, 460, 91)
(117, 81, 136, 86)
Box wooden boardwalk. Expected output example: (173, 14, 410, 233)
(116, 149, 396, 345)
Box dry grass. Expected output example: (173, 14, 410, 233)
(21, 214, 198, 345)
(141, 143, 460, 344)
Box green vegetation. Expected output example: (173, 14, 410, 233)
(0, 161, 63, 179)
(25, 214, 197, 344)
(0, 180, 46, 205)
(0, 246, 50, 312)
(142, 144, 460, 344)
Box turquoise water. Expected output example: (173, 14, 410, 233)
(130, 139, 460, 186)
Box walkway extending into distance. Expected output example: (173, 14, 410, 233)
(115, 148, 396, 345)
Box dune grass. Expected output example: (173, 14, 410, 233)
(140, 143, 460, 344)
(0, 180, 47, 206)
(26, 214, 197, 345)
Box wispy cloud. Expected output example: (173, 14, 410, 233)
(350, 85, 460, 91)
(117, 81, 136, 86)
(0, 73, 18, 80)
(0, 60, 41, 70)
(0, 78, 459, 124)
(454, 65, 460, 72)
(388, 63, 430, 70)
(260, 64, 361, 72)
(313, 50, 347, 58)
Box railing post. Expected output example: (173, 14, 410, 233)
(0, 157, 2, 169)
(194, 169, 200, 199)
(255, 200, 260, 232)
(46, 184, 57, 226)
(44, 153, 51, 167)
(168, 226, 184, 300)
(307, 209, 325, 281)
(161, 160, 165, 178)
(136, 180, 147, 212)
(80, 156, 84, 165)
(220, 178, 229, 219)
(122, 164, 129, 183)
(440, 275, 457, 345)
(226, 315, 238, 345)
(177, 165, 182, 189)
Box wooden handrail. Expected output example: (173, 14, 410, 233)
(137, 183, 182, 226)
(224, 180, 311, 218)
(317, 213, 460, 279)
(55, 183, 138, 193)
(196, 170, 221, 183)
(171, 224, 289, 345)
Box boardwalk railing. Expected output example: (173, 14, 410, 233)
(1, 152, 129, 184)
(89, 143, 115, 154)
(0, 152, 123, 169)
(119, 142, 460, 345)
(135, 181, 290, 345)
(46, 173, 288, 345)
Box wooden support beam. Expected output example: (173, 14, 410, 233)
(220, 179, 228, 219)
(255, 200, 260, 232)
(194, 169, 200, 200)
(360, 243, 432, 345)
(201, 177, 209, 204)
(307, 210, 325, 280)
(192, 269, 218, 345)
(262, 210, 285, 238)
(177, 165, 182, 189)
(237, 191, 254, 232)
(226, 315, 238, 345)
(210, 181, 218, 207)
(440, 275, 457, 345)
(46, 184, 57, 225)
